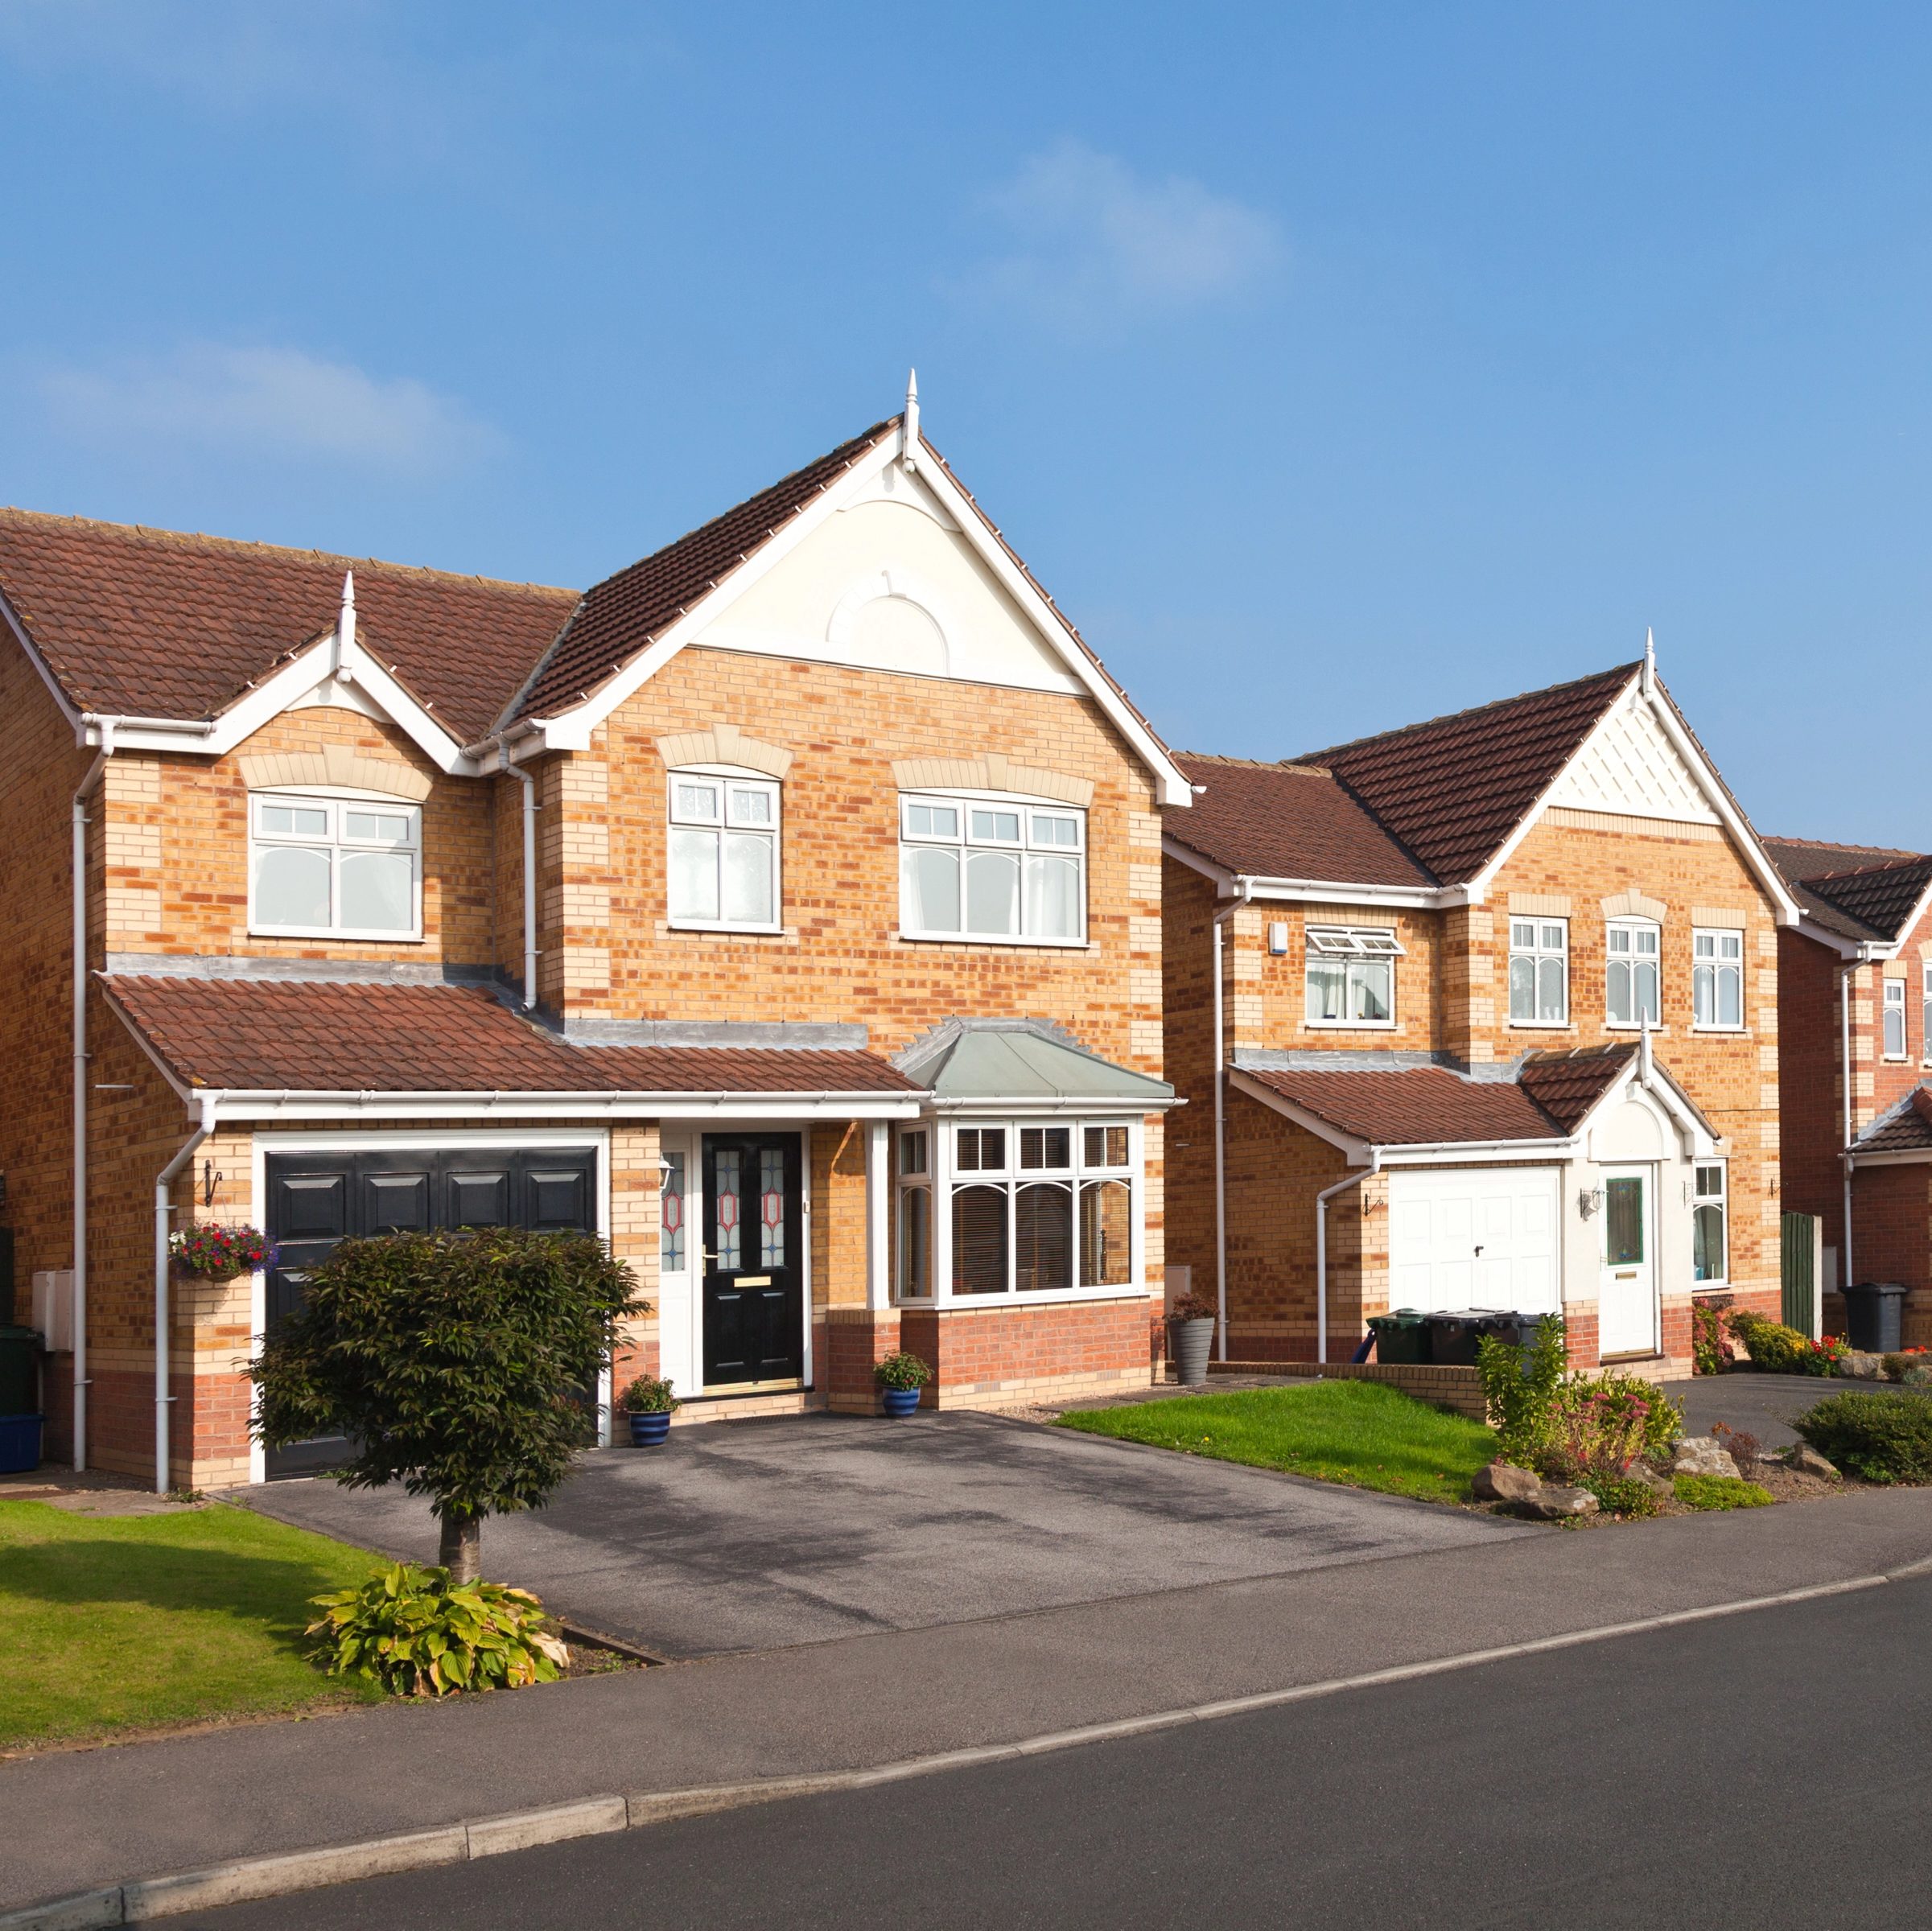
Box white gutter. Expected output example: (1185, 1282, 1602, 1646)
(152, 1093, 220, 1494)
(1316, 1151, 1380, 1366)
(69, 714, 119, 1471)
(488, 733, 541, 1011)
(1211, 880, 1254, 1363)
(81, 714, 218, 740)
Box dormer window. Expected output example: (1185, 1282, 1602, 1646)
(250, 791, 421, 940)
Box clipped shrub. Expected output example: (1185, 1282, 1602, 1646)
(1476, 1315, 1567, 1465)
(1726, 1311, 1834, 1376)
(1543, 1375, 1679, 1486)
(1691, 1300, 1735, 1376)
(1674, 1473, 1773, 1510)
(308, 1563, 568, 1698)
(1882, 1348, 1930, 1381)
(874, 1350, 934, 1390)
(1794, 1391, 1932, 1484)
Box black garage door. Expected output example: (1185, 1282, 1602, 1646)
(264, 1146, 599, 1479)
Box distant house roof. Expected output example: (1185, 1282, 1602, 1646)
(102, 975, 920, 1101)
(0, 508, 577, 746)
(1762, 837, 1932, 945)
(1854, 1087, 1932, 1157)
(895, 1019, 1173, 1105)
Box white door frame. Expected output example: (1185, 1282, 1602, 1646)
(1598, 1163, 1660, 1357)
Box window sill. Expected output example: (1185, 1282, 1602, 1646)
(896, 932, 1092, 950)
(899, 1284, 1155, 1310)
(1605, 1023, 1670, 1035)
(1508, 1020, 1575, 1032)
(668, 920, 789, 937)
(1691, 1025, 1749, 1035)
(1302, 1021, 1398, 1033)
(248, 928, 426, 945)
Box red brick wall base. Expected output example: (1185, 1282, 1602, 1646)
(899, 1297, 1158, 1410)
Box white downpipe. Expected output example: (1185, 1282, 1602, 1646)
(1841, 960, 1857, 1289)
(70, 715, 118, 1471)
(1316, 1151, 1380, 1366)
(154, 1094, 220, 1495)
(1210, 881, 1254, 1364)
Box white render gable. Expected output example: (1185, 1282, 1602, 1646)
(1545, 683, 1720, 826)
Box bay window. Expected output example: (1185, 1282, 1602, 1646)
(1305, 926, 1400, 1027)
(899, 793, 1086, 943)
(897, 1129, 932, 1299)
(668, 770, 781, 930)
(1607, 919, 1661, 1026)
(250, 791, 421, 939)
(1509, 918, 1569, 1024)
(1692, 928, 1745, 1030)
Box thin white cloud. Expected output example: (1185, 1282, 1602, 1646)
(970, 139, 1283, 329)
(39, 344, 503, 476)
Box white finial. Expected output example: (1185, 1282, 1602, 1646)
(335, 571, 357, 684)
(903, 368, 919, 472)
(1642, 624, 1656, 695)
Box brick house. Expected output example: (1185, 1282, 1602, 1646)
(0, 396, 1190, 1489)
(1162, 653, 1800, 1377)
(1763, 836, 1932, 1340)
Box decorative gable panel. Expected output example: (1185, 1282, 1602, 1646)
(1544, 690, 1719, 826)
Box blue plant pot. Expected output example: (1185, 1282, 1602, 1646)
(879, 1386, 923, 1418)
(628, 1410, 673, 1447)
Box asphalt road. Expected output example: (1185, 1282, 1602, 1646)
(167, 1570, 1932, 1930)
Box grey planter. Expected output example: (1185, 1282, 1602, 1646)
(1172, 1316, 1216, 1387)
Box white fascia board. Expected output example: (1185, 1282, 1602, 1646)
(1790, 916, 1890, 963)
(1162, 836, 1234, 891)
(1227, 1070, 1371, 1161)
(1160, 834, 1446, 908)
(205, 1089, 925, 1123)
(928, 1094, 1182, 1114)
(1850, 1147, 1932, 1168)
(1376, 1141, 1575, 1166)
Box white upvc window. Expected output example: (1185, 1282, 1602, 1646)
(1693, 1159, 1728, 1284)
(1883, 978, 1908, 1060)
(898, 793, 1086, 944)
(1304, 926, 1401, 1028)
(937, 1118, 1137, 1299)
(249, 790, 422, 940)
(1509, 918, 1569, 1024)
(896, 1129, 933, 1300)
(1606, 919, 1662, 1026)
(668, 769, 781, 931)
(1692, 928, 1745, 1030)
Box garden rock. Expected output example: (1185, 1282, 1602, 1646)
(1784, 1443, 1840, 1480)
(1839, 1351, 1884, 1381)
(1672, 1437, 1742, 1480)
(1631, 1465, 1675, 1497)
(1473, 1460, 1543, 1503)
(1517, 1484, 1599, 1521)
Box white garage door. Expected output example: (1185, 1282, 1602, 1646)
(1387, 1167, 1560, 1315)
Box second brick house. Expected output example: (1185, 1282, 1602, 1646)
(1162, 652, 1801, 1376)
(0, 395, 1190, 1490)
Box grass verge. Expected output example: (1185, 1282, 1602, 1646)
(1057, 1379, 1497, 1503)
(0, 1499, 387, 1750)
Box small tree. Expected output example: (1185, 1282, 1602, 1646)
(253, 1228, 645, 1582)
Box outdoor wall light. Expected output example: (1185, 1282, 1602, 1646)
(1579, 1185, 1604, 1218)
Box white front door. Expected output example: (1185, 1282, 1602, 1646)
(1387, 1167, 1561, 1315)
(1599, 1165, 1658, 1357)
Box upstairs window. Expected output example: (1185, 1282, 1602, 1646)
(1692, 928, 1745, 1030)
(1606, 919, 1661, 1026)
(1509, 918, 1569, 1024)
(668, 771, 781, 931)
(899, 793, 1085, 943)
(250, 792, 420, 939)
(1883, 978, 1908, 1060)
(1693, 1161, 1727, 1283)
(1304, 927, 1401, 1027)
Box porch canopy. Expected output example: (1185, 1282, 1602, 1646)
(896, 1017, 1175, 1110)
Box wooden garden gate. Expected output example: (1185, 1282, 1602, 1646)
(1782, 1211, 1823, 1340)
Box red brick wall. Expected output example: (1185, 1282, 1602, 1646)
(824, 1307, 903, 1414)
(900, 1296, 1155, 1406)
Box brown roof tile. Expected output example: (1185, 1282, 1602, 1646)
(1168, 755, 1431, 887)
(1762, 838, 1932, 945)
(1288, 663, 1641, 884)
(102, 975, 918, 1097)
(1516, 1044, 1638, 1134)
(0, 508, 577, 745)
(1856, 1087, 1932, 1155)
(509, 422, 896, 721)
(1238, 1064, 1567, 1146)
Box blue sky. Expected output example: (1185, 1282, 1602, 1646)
(2, 1, 1928, 845)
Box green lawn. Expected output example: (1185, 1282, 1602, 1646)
(1057, 1380, 1498, 1503)
(0, 1499, 387, 1750)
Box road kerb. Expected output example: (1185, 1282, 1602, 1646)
(6, 1557, 1926, 1930)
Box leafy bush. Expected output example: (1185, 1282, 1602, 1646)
(1691, 1300, 1735, 1376)
(1674, 1473, 1773, 1510)
(874, 1350, 933, 1390)
(1168, 1291, 1218, 1324)
(1578, 1472, 1662, 1518)
(1711, 1421, 1761, 1479)
(1543, 1375, 1679, 1485)
(620, 1375, 678, 1414)
(1882, 1348, 1930, 1381)
(1794, 1390, 1932, 1484)
(1476, 1315, 1567, 1464)
(1726, 1311, 1835, 1376)
(308, 1563, 567, 1698)
(253, 1227, 645, 1579)
(170, 1223, 273, 1277)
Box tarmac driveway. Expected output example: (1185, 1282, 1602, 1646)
(244, 1410, 1531, 1659)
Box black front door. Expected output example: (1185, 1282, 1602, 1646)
(263, 1147, 598, 1478)
(701, 1134, 803, 1386)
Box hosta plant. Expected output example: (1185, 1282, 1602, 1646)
(308, 1563, 568, 1698)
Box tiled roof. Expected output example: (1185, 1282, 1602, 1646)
(102, 975, 919, 1097)
(1287, 663, 1641, 885)
(1167, 755, 1431, 887)
(1856, 1087, 1932, 1155)
(1762, 838, 1932, 945)
(509, 422, 896, 721)
(1238, 1043, 1638, 1147)
(0, 508, 577, 746)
